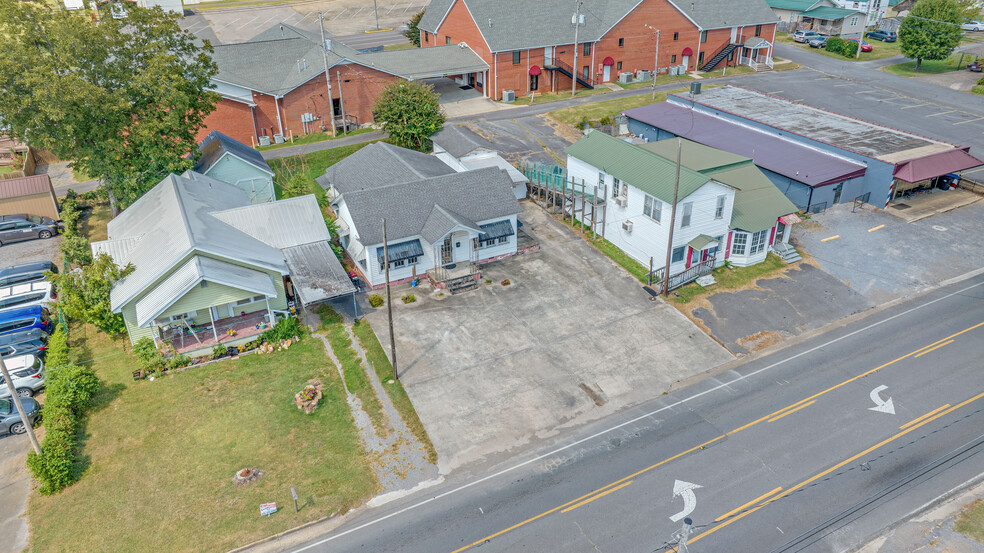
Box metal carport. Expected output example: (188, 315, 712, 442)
(282, 242, 357, 310)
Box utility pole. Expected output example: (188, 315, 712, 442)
(571, 0, 583, 98)
(336, 70, 347, 136)
(372, 0, 380, 30)
(652, 29, 661, 100)
(318, 12, 338, 137)
(381, 219, 398, 381)
(856, 0, 874, 59)
(661, 137, 683, 297)
(0, 354, 41, 454)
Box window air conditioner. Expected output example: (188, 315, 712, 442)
(622, 219, 633, 233)
(615, 197, 628, 208)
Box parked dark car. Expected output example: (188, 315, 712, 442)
(0, 396, 40, 436)
(0, 329, 50, 359)
(0, 215, 59, 247)
(0, 261, 57, 288)
(0, 306, 53, 337)
(866, 30, 897, 42)
(809, 36, 830, 48)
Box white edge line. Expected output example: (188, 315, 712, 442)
(290, 278, 984, 552)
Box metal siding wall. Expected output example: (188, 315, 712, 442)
(157, 281, 259, 321)
(205, 156, 275, 203)
(0, 194, 59, 220)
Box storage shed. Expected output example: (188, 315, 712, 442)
(0, 175, 59, 220)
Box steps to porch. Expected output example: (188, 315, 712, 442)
(773, 242, 802, 264)
(700, 43, 741, 72)
(544, 59, 595, 89)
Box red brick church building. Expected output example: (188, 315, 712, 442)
(417, 0, 779, 100)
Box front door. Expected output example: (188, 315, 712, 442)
(453, 234, 468, 262)
(731, 26, 738, 43)
(441, 236, 453, 265)
(833, 183, 844, 204)
(544, 47, 552, 66)
(468, 73, 475, 86)
(603, 65, 611, 82)
(682, 55, 690, 69)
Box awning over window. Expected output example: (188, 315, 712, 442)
(602, 56, 615, 66)
(478, 220, 515, 241)
(682, 47, 694, 56)
(376, 239, 424, 267)
(529, 65, 542, 76)
(688, 234, 719, 250)
(779, 213, 802, 225)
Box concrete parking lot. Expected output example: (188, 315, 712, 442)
(0, 235, 63, 270)
(0, 434, 30, 553)
(366, 202, 732, 474)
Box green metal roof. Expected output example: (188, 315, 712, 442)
(765, 0, 820, 11)
(640, 140, 749, 173)
(563, 132, 710, 205)
(705, 163, 798, 232)
(688, 234, 719, 250)
(801, 6, 863, 20)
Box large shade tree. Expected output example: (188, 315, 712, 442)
(899, 0, 964, 70)
(0, 3, 219, 210)
(372, 80, 445, 151)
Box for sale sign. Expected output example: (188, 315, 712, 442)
(260, 503, 278, 516)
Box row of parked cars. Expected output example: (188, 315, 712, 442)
(0, 261, 58, 436)
(792, 29, 894, 51)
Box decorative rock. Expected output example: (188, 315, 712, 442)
(294, 379, 325, 414)
(233, 467, 264, 486)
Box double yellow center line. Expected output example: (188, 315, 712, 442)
(448, 321, 984, 553)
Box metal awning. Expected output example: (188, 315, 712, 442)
(376, 239, 424, 267)
(283, 242, 356, 305)
(743, 38, 771, 50)
(688, 234, 719, 250)
(893, 148, 984, 183)
(478, 220, 515, 241)
(779, 213, 802, 225)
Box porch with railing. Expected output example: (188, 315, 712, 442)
(159, 311, 272, 356)
(740, 55, 774, 71)
(648, 257, 716, 292)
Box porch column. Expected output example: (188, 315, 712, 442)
(208, 307, 219, 344)
(265, 296, 274, 324)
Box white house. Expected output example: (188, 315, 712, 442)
(431, 125, 529, 200)
(316, 142, 523, 288)
(564, 132, 799, 285)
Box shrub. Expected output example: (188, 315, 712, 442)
(825, 37, 858, 58)
(401, 293, 416, 304)
(211, 345, 227, 360)
(261, 315, 304, 343)
(368, 294, 384, 307)
(599, 115, 613, 126)
(26, 363, 99, 495)
(45, 325, 70, 371)
(59, 234, 93, 266)
(133, 337, 166, 376)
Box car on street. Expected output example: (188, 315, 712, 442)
(962, 20, 984, 31)
(847, 38, 873, 52)
(792, 30, 822, 43)
(0, 329, 49, 359)
(0, 281, 55, 312)
(0, 261, 57, 288)
(0, 396, 40, 436)
(0, 353, 45, 398)
(0, 214, 59, 247)
(809, 36, 829, 48)
(866, 29, 897, 42)
(0, 306, 53, 338)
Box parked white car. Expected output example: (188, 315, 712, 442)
(0, 281, 55, 313)
(962, 20, 984, 31)
(0, 353, 45, 398)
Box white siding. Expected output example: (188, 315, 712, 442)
(475, 215, 519, 260)
(365, 238, 439, 287)
(211, 81, 255, 105)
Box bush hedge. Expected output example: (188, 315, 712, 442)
(261, 315, 304, 343)
(26, 325, 100, 495)
(825, 37, 858, 58)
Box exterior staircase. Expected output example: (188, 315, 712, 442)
(773, 242, 802, 264)
(544, 58, 594, 89)
(447, 274, 479, 294)
(699, 43, 741, 72)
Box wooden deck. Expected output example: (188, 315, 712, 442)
(165, 311, 271, 355)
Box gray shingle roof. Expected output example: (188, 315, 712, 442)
(195, 130, 274, 176)
(343, 167, 521, 246)
(358, 44, 489, 79)
(431, 125, 495, 158)
(316, 141, 455, 195)
(419, 204, 481, 244)
(418, 0, 777, 52)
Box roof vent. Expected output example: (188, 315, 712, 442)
(280, 24, 284, 37)
(488, 18, 493, 28)
(325, 39, 332, 51)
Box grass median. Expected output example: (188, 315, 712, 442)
(28, 324, 377, 553)
(267, 140, 379, 199)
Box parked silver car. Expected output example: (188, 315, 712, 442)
(0, 396, 40, 435)
(0, 353, 45, 398)
(0, 215, 59, 247)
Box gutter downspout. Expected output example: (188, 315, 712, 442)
(590, 42, 596, 84)
(527, 48, 530, 96)
(494, 52, 498, 100)
(694, 30, 702, 73)
(274, 96, 285, 137)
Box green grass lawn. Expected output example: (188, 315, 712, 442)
(615, 73, 695, 90)
(27, 324, 377, 553)
(511, 86, 612, 106)
(956, 499, 984, 544)
(669, 254, 788, 304)
(547, 89, 678, 126)
(0, 166, 13, 175)
(777, 32, 903, 61)
(267, 140, 379, 200)
(352, 320, 438, 464)
(881, 55, 964, 77)
(256, 128, 375, 151)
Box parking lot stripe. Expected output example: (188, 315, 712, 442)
(954, 116, 984, 125)
(404, 2, 415, 13)
(351, 6, 364, 16)
(766, 90, 783, 94)
(927, 110, 956, 117)
(237, 15, 260, 29)
(901, 103, 930, 109)
(855, 90, 879, 94)
(868, 225, 884, 232)
(333, 8, 346, 20)
(834, 83, 854, 87)
(821, 235, 840, 242)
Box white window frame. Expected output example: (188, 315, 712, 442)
(643, 194, 662, 223)
(849, 16, 858, 26)
(749, 229, 769, 255)
(680, 202, 693, 228)
(612, 177, 621, 198)
(715, 195, 726, 219)
(671, 245, 687, 263)
(731, 232, 748, 256)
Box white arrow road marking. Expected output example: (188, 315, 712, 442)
(868, 385, 896, 415)
(670, 480, 702, 522)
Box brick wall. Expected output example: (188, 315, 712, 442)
(196, 99, 256, 145)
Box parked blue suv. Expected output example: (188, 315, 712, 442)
(0, 306, 53, 338)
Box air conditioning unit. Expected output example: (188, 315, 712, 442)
(618, 72, 633, 84)
(615, 197, 628, 208)
(273, 133, 285, 144)
(678, 64, 688, 74)
(636, 69, 651, 81)
(258, 136, 271, 147)
(668, 65, 679, 76)
(622, 219, 633, 233)
(502, 90, 516, 103)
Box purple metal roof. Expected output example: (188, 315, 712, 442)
(623, 103, 867, 187)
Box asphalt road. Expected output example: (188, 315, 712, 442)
(280, 271, 984, 553)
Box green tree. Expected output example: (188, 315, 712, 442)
(280, 173, 312, 199)
(372, 81, 445, 151)
(957, 0, 981, 20)
(0, 3, 219, 210)
(404, 9, 426, 46)
(899, 0, 964, 70)
(50, 254, 134, 336)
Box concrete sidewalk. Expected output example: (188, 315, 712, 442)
(0, 434, 31, 553)
(259, 130, 388, 160)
